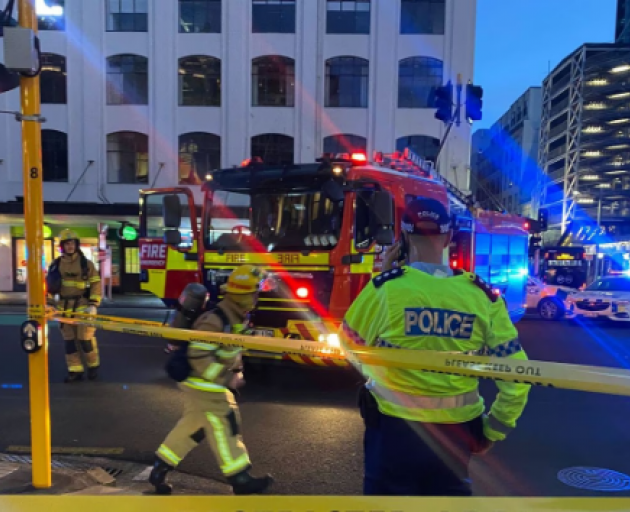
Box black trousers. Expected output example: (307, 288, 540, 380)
(360, 390, 488, 496)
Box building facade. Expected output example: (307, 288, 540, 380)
(0, 0, 477, 292)
(536, 43, 630, 243)
(471, 87, 542, 217)
(618, 0, 630, 44)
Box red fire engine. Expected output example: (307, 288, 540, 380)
(138, 149, 529, 366)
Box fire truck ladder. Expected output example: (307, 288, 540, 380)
(376, 149, 473, 216)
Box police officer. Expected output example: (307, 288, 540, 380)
(340, 198, 531, 496)
(150, 265, 273, 496)
(50, 229, 101, 383)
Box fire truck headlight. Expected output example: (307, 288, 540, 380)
(326, 333, 340, 347)
(332, 165, 344, 175)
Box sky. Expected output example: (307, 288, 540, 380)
(474, 0, 619, 130)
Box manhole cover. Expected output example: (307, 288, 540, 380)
(558, 467, 630, 492)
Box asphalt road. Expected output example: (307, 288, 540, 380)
(0, 309, 629, 496)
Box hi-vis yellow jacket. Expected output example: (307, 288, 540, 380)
(340, 263, 531, 442)
(56, 253, 101, 306)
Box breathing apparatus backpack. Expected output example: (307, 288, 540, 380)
(165, 283, 231, 382)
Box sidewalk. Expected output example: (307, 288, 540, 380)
(0, 293, 167, 310)
(0, 453, 230, 495)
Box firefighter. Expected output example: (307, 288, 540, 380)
(150, 265, 274, 496)
(50, 229, 102, 383)
(340, 198, 531, 496)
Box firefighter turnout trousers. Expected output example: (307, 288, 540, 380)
(156, 384, 251, 477)
(59, 297, 99, 373)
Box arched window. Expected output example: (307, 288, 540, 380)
(41, 130, 68, 182)
(179, 132, 221, 184)
(106, 54, 148, 105)
(323, 134, 367, 154)
(396, 135, 440, 162)
(398, 57, 443, 108)
(251, 134, 294, 165)
(40, 53, 66, 104)
(326, 0, 370, 34)
(107, 131, 149, 184)
(252, 56, 295, 107)
(178, 56, 221, 106)
(325, 56, 369, 108)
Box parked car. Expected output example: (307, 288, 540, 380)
(526, 277, 578, 320)
(565, 276, 630, 323)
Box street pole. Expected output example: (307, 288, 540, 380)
(18, 0, 52, 488)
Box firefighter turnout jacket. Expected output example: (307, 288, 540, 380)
(341, 262, 531, 442)
(183, 299, 246, 392)
(55, 252, 102, 306)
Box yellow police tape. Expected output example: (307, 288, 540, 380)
(51, 311, 630, 397)
(1, 497, 630, 511)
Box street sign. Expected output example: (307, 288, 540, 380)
(20, 320, 41, 353)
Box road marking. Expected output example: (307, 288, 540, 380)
(7, 446, 124, 456)
(0, 463, 18, 479)
(132, 466, 152, 481)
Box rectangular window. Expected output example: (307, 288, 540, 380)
(400, 0, 445, 35)
(125, 247, 140, 274)
(37, 0, 65, 31)
(179, 0, 221, 33)
(252, 0, 295, 34)
(327, 0, 370, 34)
(107, 0, 149, 32)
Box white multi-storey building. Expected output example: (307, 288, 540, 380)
(0, 0, 477, 292)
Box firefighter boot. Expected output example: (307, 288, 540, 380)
(87, 366, 99, 380)
(64, 372, 84, 383)
(227, 470, 274, 495)
(149, 457, 174, 495)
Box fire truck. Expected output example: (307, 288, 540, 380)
(138, 149, 529, 366)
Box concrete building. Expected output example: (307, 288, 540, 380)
(618, 0, 630, 44)
(0, 0, 478, 291)
(536, 43, 630, 242)
(471, 87, 542, 217)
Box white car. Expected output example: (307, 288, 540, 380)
(565, 276, 630, 322)
(526, 277, 578, 320)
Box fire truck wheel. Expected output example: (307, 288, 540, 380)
(538, 297, 565, 321)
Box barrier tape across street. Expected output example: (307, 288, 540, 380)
(51, 312, 630, 397)
(2, 497, 630, 512)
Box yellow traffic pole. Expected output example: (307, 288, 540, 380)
(18, 0, 52, 488)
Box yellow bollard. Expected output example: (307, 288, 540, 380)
(18, 0, 52, 489)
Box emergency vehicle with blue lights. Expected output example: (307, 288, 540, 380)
(138, 149, 529, 367)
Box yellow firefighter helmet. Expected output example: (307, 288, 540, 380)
(224, 265, 265, 294)
(59, 229, 80, 245)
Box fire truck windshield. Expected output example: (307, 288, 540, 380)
(206, 190, 343, 252)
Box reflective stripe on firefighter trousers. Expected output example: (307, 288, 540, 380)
(182, 377, 228, 393)
(367, 380, 480, 410)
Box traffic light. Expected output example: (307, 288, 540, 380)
(538, 208, 549, 232)
(433, 81, 453, 124)
(465, 84, 484, 122)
